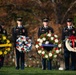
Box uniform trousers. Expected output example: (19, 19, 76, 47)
(0, 56, 4, 68)
(42, 58, 52, 70)
(16, 49, 25, 69)
(64, 48, 76, 70)
(42, 46, 53, 70)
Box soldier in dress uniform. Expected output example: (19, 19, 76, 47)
(38, 18, 54, 70)
(12, 17, 28, 70)
(0, 22, 7, 68)
(0, 22, 7, 36)
(62, 18, 76, 70)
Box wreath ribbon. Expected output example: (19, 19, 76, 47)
(0, 44, 12, 47)
(42, 44, 57, 47)
(68, 35, 76, 48)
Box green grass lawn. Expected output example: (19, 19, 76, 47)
(0, 66, 76, 75)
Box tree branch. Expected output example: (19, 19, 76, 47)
(61, 1, 76, 23)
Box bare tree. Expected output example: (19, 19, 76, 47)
(61, 1, 76, 23)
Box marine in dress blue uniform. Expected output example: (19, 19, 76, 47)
(0, 22, 7, 69)
(38, 18, 54, 70)
(12, 17, 28, 70)
(62, 18, 76, 70)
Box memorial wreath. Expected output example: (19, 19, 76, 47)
(65, 35, 76, 52)
(35, 33, 62, 59)
(16, 36, 32, 52)
(0, 34, 12, 56)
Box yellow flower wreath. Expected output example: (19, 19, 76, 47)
(0, 34, 12, 56)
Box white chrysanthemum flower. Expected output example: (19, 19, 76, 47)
(45, 41, 49, 44)
(18, 46, 22, 51)
(42, 51, 45, 54)
(47, 33, 51, 37)
(45, 55, 48, 58)
(58, 44, 62, 48)
(54, 35, 58, 38)
(37, 38, 40, 41)
(18, 38, 21, 40)
(37, 38, 41, 42)
(51, 37, 54, 40)
(23, 47, 27, 51)
(38, 50, 42, 54)
(27, 44, 31, 47)
(59, 49, 62, 52)
(39, 43, 42, 46)
(28, 39, 31, 42)
(56, 50, 59, 53)
(23, 38, 26, 41)
(35, 45, 39, 48)
(39, 39, 43, 43)
(54, 55, 57, 58)
(19, 42, 22, 45)
(49, 53, 52, 57)
(19, 49, 22, 52)
(42, 37, 46, 41)
(55, 39, 59, 43)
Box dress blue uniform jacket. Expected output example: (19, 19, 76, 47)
(12, 26, 28, 47)
(38, 26, 54, 37)
(62, 26, 76, 47)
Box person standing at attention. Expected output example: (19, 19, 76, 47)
(38, 18, 54, 70)
(12, 17, 28, 70)
(62, 18, 76, 70)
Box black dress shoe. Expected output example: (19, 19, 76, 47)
(65, 68, 69, 70)
(21, 68, 24, 70)
(71, 68, 76, 71)
(42, 69, 46, 70)
(16, 67, 19, 70)
(21, 67, 24, 70)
